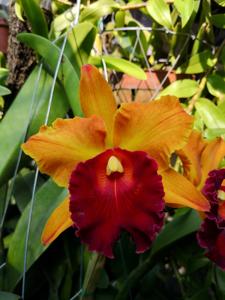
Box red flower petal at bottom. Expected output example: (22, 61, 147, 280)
(69, 148, 164, 258)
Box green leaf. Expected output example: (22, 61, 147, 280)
(213, 0, 225, 6)
(176, 50, 216, 74)
(174, 0, 195, 27)
(0, 85, 11, 96)
(152, 209, 201, 255)
(207, 73, 225, 99)
(205, 128, 225, 140)
(158, 79, 198, 98)
(20, 0, 48, 37)
(17, 33, 82, 116)
(0, 68, 9, 84)
(79, 0, 119, 23)
(4, 180, 67, 290)
(0, 67, 69, 186)
(63, 22, 97, 74)
(89, 56, 147, 80)
(195, 98, 225, 129)
(212, 14, 225, 29)
(146, 0, 173, 29)
(0, 292, 20, 300)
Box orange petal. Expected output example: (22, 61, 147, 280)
(113, 96, 193, 169)
(42, 196, 73, 245)
(177, 130, 207, 186)
(199, 137, 225, 189)
(160, 168, 210, 211)
(22, 116, 106, 187)
(80, 65, 117, 145)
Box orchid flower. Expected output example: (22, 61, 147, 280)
(176, 130, 225, 268)
(22, 65, 209, 258)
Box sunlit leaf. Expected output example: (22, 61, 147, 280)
(147, 0, 173, 29)
(20, 0, 48, 37)
(89, 56, 147, 80)
(176, 50, 216, 74)
(158, 79, 198, 98)
(174, 0, 195, 27)
(0, 67, 69, 186)
(213, 0, 225, 6)
(195, 98, 225, 129)
(0, 85, 11, 96)
(17, 33, 82, 116)
(79, 0, 119, 23)
(207, 74, 225, 99)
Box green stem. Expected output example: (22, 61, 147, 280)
(115, 253, 154, 300)
(80, 252, 105, 300)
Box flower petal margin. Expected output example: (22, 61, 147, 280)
(113, 96, 193, 170)
(80, 65, 117, 145)
(177, 130, 207, 187)
(69, 148, 165, 258)
(199, 138, 225, 189)
(22, 116, 106, 187)
(42, 196, 73, 245)
(160, 168, 210, 211)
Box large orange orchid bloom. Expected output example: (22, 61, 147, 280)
(22, 65, 209, 258)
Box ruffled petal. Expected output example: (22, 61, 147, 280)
(42, 196, 73, 245)
(22, 116, 106, 187)
(80, 65, 117, 145)
(160, 168, 210, 211)
(113, 96, 193, 169)
(69, 148, 164, 258)
(177, 130, 207, 186)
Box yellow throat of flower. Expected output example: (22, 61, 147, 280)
(106, 156, 124, 176)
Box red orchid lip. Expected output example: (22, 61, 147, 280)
(197, 169, 225, 269)
(69, 148, 165, 258)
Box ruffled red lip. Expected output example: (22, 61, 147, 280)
(69, 148, 165, 258)
(197, 169, 225, 269)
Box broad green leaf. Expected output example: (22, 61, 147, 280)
(207, 74, 225, 99)
(20, 0, 48, 37)
(89, 56, 147, 80)
(51, 5, 77, 35)
(17, 33, 82, 116)
(4, 180, 67, 290)
(79, 0, 120, 23)
(152, 209, 201, 255)
(205, 128, 225, 140)
(0, 292, 20, 300)
(157, 79, 198, 98)
(147, 0, 173, 29)
(212, 14, 225, 29)
(63, 22, 96, 74)
(0, 85, 11, 96)
(174, 0, 195, 27)
(213, 0, 225, 6)
(195, 98, 225, 129)
(176, 50, 216, 74)
(0, 67, 69, 186)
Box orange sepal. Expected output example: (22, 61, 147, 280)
(80, 65, 117, 145)
(160, 168, 210, 211)
(22, 116, 106, 187)
(113, 96, 193, 169)
(177, 130, 207, 186)
(199, 137, 225, 189)
(42, 196, 73, 245)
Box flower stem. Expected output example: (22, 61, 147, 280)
(80, 252, 105, 300)
(115, 253, 154, 300)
